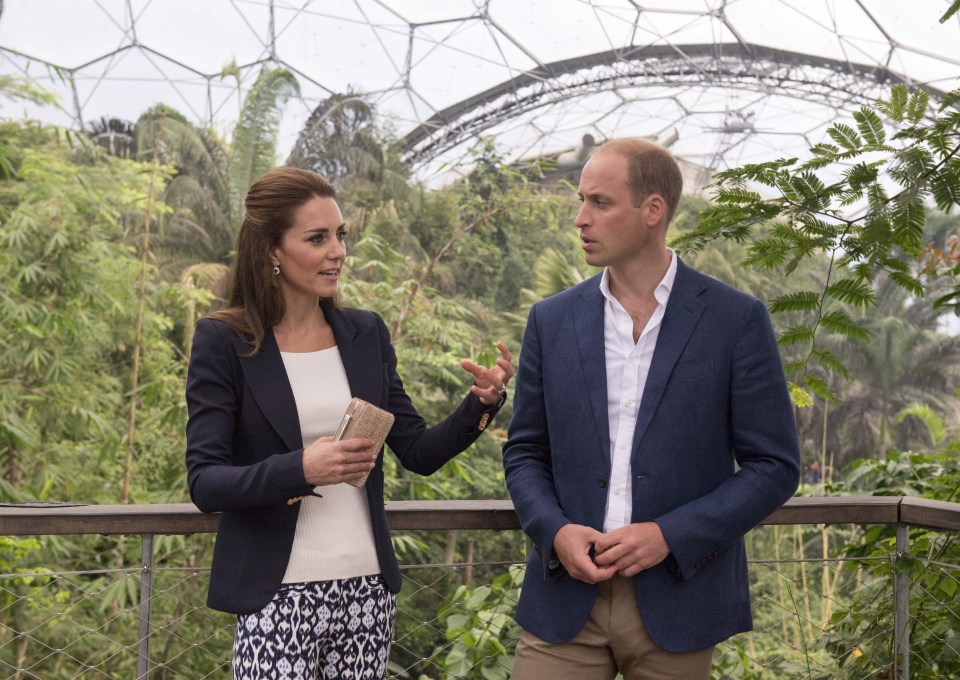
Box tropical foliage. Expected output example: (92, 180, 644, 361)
(674, 82, 960, 405)
(2, 27, 960, 675)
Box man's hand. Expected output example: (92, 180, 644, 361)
(553, 524, 617, 584)
(592, 522, 670, 577)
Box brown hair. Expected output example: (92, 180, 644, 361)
(209, 167, 337, 354)
(596, 138, 683, 224)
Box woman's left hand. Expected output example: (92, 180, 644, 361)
(460, 341, 515, 406)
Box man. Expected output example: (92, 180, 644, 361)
(503, 138, 800, 679)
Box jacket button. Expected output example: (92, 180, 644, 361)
(597, 479, 607, 488)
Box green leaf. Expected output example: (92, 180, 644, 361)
(743, 238, 791, 269)
(889, 200, 927, 253)
(844, 162, 879, 189)
(937, 87, 960, 112)
(887, 271, 925, 297)
(819, 310, 870, 342)
(853, 108, 886, 146)
(713, 187, 762, 204)
(803, 373, 835, 401)
(940, 0, 960, 23)
(877, 84, 908, 122)
(778, 324, 816, 346)
(783, 359, 807, 376)
(769, 291, 820, 313)
(906, 89, 930, 124)
(933, 288, 960, 310)
(810, 349, 849, 378)
(930, 167, 960, 212)
(825, 278, 875, 307)
(788, 382, 814, 408)
(827, 123, 862, 151)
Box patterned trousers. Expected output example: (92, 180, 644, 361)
(233, 575, 397, 680)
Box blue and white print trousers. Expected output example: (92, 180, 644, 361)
(233, 574, 397, 680)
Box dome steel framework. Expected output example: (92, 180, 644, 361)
(1, 1, 958, 181)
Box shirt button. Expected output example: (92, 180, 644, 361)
(623, 400, 632, 408)
(629, 357, 638, 365)
(614, 488, 623, 496)
(618, 442, 627, 449)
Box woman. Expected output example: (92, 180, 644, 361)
(185, 167, 513, 679)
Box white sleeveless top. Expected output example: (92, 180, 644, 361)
(279, 347, 380, 583)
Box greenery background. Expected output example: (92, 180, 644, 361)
(2, 24, 960, 675)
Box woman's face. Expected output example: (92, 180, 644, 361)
(271, 195, 346, 304)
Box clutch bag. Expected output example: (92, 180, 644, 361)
(334, 397, 395, 488)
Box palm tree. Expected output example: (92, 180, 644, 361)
(804, 276, 960, 466)
(286, 92, 413, 225)
(135, 66, 299, 272)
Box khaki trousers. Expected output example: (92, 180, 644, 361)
(512, 575, 714, 680)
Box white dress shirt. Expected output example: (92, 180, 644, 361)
(600, 249, 678, 533)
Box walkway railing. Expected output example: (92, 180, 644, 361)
(0, 497, 958, 679)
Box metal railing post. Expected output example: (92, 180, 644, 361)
(138, 533, 154, 680)
(894, 523, 910, 680)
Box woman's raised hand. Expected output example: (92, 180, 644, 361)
(460, 341, 515, 406)
(302, 436, 377, 486)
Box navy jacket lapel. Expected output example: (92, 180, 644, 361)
(234, 327, 303, 452)
(632, 260, 706, 450)
(325, 304, 385, 406)
(574, 276, 611, 461)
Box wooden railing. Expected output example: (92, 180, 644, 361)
(1, 496, 958, 680)
(2, 495, 959, 536)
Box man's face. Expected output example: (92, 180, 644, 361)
(575, 152, 657, 269)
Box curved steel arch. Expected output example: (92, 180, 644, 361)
(400, 42, 946, 166)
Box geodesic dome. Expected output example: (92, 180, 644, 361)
(2, 0, 959, 182)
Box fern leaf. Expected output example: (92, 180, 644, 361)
(941, 1, 960, 23)
(827, 123, 862, 151)
(819, 310, 870, 342)
(930, 166, 960, 212)
(937, 87, 960, 112)
(769, 291, 820, 314)
(877, 84, 908, 122)
(843, 162, 879, 190)
(803, 373, 836, 402)
(906, 88, 930, 124)
(810, 349, 849, 378)
(783, 359, 807, 376)
(887, 271, 925, 297)
(825, 278, 875, 307)
(810, 142, 840, 156)
(778, 324, 816, 346)
(854, 108, 886, 146)
(890, 200, 927, 252)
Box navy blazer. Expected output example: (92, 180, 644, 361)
(185, 303, 500, 615)
(503, 260, 800, 652)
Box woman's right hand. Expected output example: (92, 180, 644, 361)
(302, 436, 377, 486)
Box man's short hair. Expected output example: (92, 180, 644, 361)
(596, 138, 683, 224)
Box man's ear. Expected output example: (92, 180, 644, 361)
(646, 194, 667, 227)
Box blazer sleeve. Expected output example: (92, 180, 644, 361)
(376, 313, 503, 475)
(655, 299, 801, 580)
(502, 303, 569, 573)
(184, 319, 314, 513)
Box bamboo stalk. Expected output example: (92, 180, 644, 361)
(122, 126, 163, 506)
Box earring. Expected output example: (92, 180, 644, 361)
(272, 265, 280, 275)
